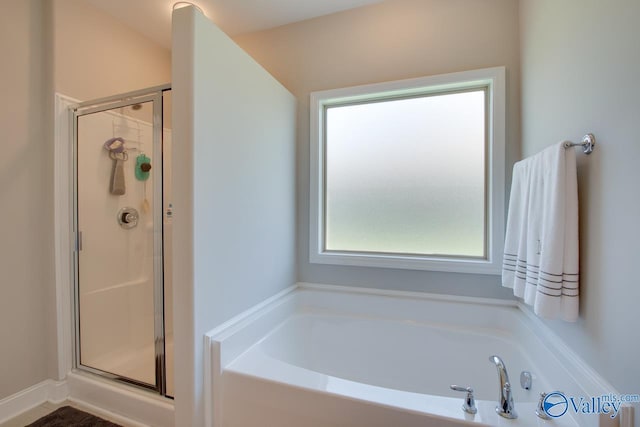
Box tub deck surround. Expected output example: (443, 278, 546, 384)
(206, 285, 616, 427)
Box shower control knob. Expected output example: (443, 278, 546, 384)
(123, 212, 137, 223)
(117, 207, 139, 229)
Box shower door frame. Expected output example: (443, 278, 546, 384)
(70, 84, 171, 395)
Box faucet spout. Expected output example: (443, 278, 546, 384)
(489, 355, 517, 419)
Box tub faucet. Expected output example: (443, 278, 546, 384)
(489, 355, 517, 419)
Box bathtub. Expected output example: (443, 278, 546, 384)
(206, 285, 621, 427)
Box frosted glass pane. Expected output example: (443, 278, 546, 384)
(325, 90, 486, 257)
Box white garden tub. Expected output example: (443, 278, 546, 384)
(206, 285, 623, 427)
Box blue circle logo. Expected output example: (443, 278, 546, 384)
(543, 392, 569, 418)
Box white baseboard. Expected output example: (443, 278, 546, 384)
(67, 372, 174, 427)
(0, 373, 174, 426)
(0, 379, 68, 424)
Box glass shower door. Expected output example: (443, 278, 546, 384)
(74, 93, 165, 392)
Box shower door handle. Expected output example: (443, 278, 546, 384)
(76, 231, 83, 252)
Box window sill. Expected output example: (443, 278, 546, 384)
(310, 251, 502, 275)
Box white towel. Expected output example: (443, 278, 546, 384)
(502, 160, 530, 299)
(502, 142, 579, 322)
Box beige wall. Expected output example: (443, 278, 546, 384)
(520, 0, 640, 416)
(0, 0, 55, 400)
(53, 0, 171, 101)
(0, 0, 171, 401)
(234, 0, 521, 298)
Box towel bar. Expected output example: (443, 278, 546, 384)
(564, 133, 595, 154)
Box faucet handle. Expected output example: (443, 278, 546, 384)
(450, 385, 477, 415)
(450, 385, 473, 393)
(536, 392, 551, 419)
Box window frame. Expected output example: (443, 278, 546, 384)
(309, 67, 506, 274)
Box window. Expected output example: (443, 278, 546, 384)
(309, 67, 505, 274)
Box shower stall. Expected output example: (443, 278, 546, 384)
(70, 85, 173, 397)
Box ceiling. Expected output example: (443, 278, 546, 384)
(85, 0, 385, 49)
